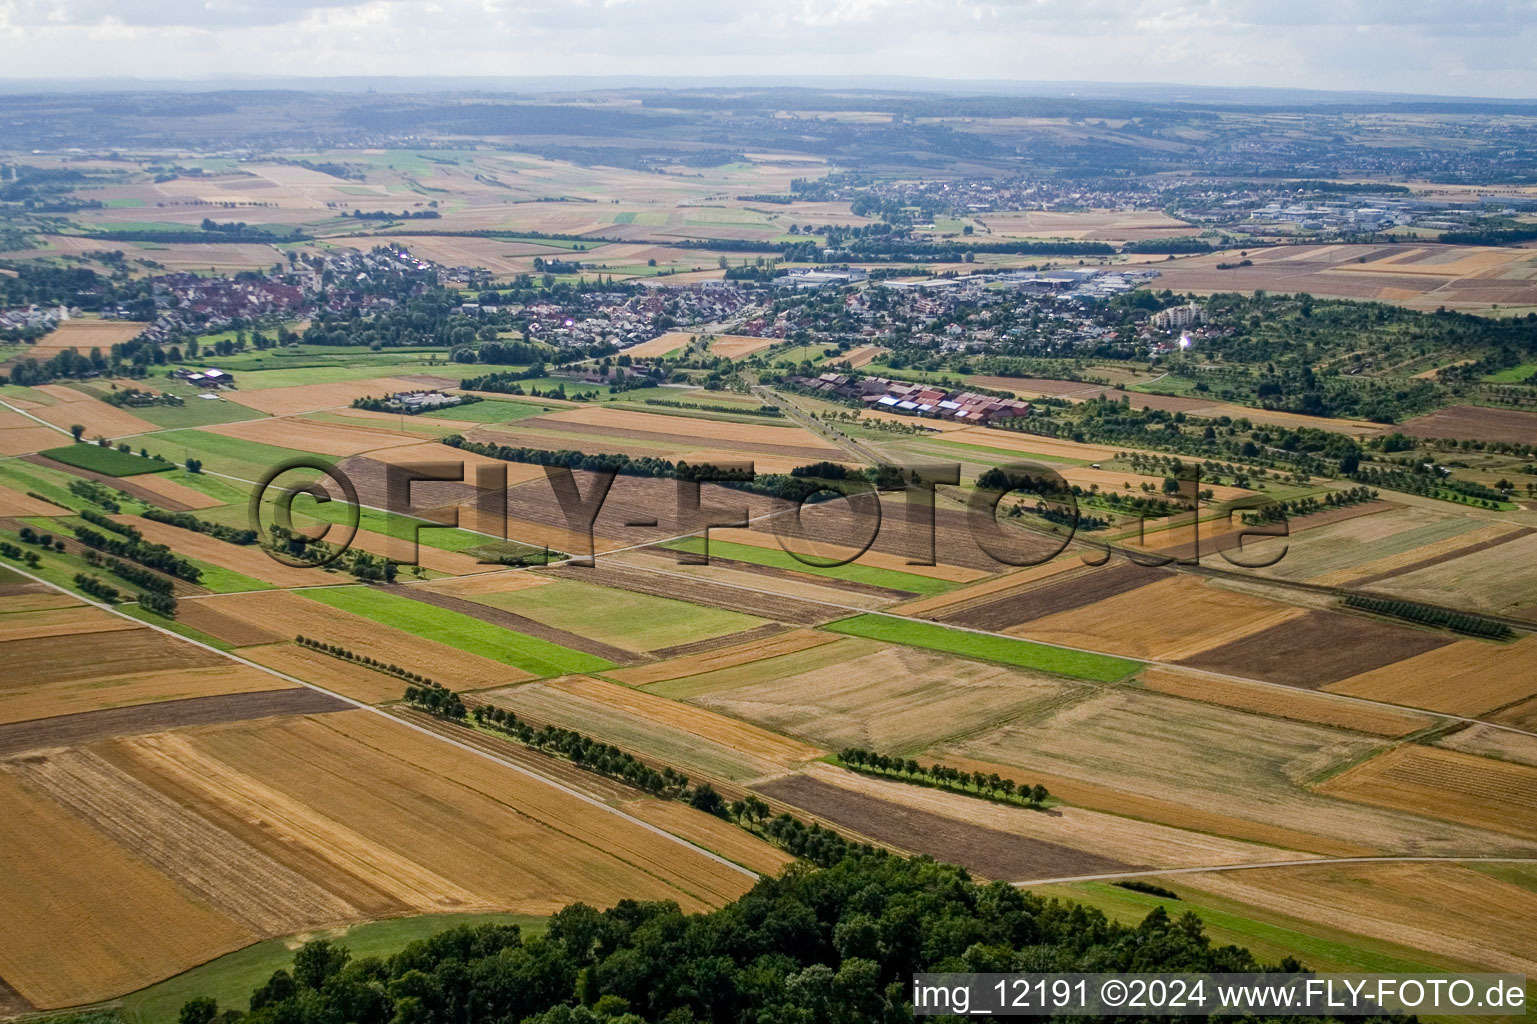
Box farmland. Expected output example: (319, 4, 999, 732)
(3, 89, 1537, 1014)
(936, 688, 1534, 856)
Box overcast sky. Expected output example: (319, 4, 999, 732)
(1, 0, 1534, 98)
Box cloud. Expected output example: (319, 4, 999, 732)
(0, 0, 1534, 96)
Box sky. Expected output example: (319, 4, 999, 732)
(1, 0, 1535, 98)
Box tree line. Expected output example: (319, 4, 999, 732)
(143, 508, 258, 544)
(1342, 594, 1515, 640)
(838, 748, 1049, 808)
(69, 524, 203, 583)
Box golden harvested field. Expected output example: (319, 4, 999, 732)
(1, 662, 289, 727)
(937, 689, 1523, 856)
(796, 762, 1297, 870)
(605, 627, 839, 686)
(300, 712, 758, 907)
(708, 335, 778, 359)
(134, 712, 756, 913)
(892, 558, 1085, 616)
(238, 642, 414, 704)
(202, 415, 425, 457)
(1491, 694, 1537, 731)
(620, 798, 794, 875)
(843, 345, 885, 368)
(1437, 722, 1537, 767)
(28, 319, 146, 353)
(1317, 744, 1537, 841)
(0, 409, 66, 456)
(1138, 668, 1435, 737)
(538, 405, 842, 451)
(1158, 243, 1537, 312)
(173, 599, 286, 647)
(21, 385, 158, 438)
(0, 623, 245, 710)
(623, 331, 698, 358)
(225, 377, 428, 415)
(0, 585, 82, 613)
(684, 642, 1080, 755)
(125, 516, 331, 588)
(0, 604, 141, 642)
(0, 769, 257, 1009)
(937, 751, 1375, 858)
(1180, 862, 1537, 974)
(1326, 636, 1537, 716)
(484, 674, 822, 781)
(1009, 576, 1307, 661)
(196, 590, 535, 689)
(0, 704, 760, 1009)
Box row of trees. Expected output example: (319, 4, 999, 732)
(1240, 486, 1379, 525)
(422, 688, 885, 869)
(402, 682, 468, 719)
(80, 507, 138, 539)
(144, 508, 258, 545)
(470, 703, 695, 801)
(68, 478, 122, 512)
(1343, 594, 1515, 640)
(70, 524, 203, 582)
(296, 635, 439, 686)
(73, 573, 122, 603)
(838, 748, 1049, 808)
(265, 525, 398, 583)
(0, 541, 41, 568)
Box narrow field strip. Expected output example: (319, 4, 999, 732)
(824, 613, 1142, 683)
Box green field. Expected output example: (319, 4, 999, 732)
(423, 399, 556, 424)
(128, 398, 267, 430)
(1481, 363, 1537, 383)
(134, 430, 337, 481)
(824, 614, 1140, 682)
(121, 913, 545, 1024)
(302, 586, 614, 676)
(666, 536, 960, 597)
(40, 445, 176, 477)
(0, 459, 130, 513)
(472, 577, 765, 652)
